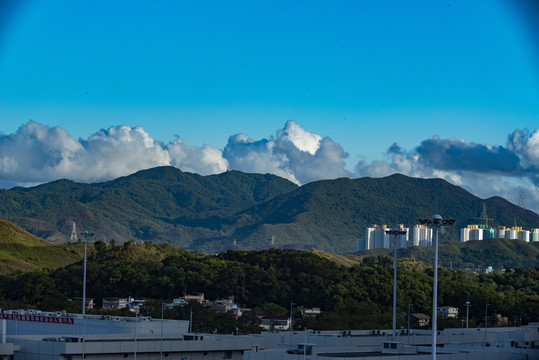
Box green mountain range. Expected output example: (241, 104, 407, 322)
(0, 217, 538, 277)
(0, 166, 537, 253)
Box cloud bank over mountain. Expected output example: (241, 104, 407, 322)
(1, 120, 538, 213)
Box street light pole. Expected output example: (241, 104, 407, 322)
(160, 301, 164, 360)
(290, 301, 295, 332)
(385, 228, 407, 341)
(134, 310, 138, 360)
(289, 301, 296, 345)
(484, 303, 490, 346)
(408, 303, 414, 344)
(520, 314, 526, 327)
(80, 230, 94, 360)
(432, 216, 441, 359)
(465, 301, 471, 329)
(418, 215, 455, 360)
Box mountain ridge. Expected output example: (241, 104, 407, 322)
(0, 166, 537, 253)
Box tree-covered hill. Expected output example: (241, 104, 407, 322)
(0, 167, 298, 246)
(0, 244, 536, 332)
(0, 167, 537, 253)
(359, 238, 539, 271)
(196, 174, 539, 253)
(1, 214, 537, 276)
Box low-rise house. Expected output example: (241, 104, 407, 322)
(102, 296, 145, 312)
(410, 313, 430, 327)
(437, 306, 459, 319)
(102, 297, 127, 310)
(165, 297, 189, 310)
(184, 293, 206, 304)
(129, 297, 146, 312)
(260, 315, 290, 331)
(302, 308, 321, 318)
(165, 294, 206, 310)
(70, 297, 95, 310)
(488, 313, 509, 327)
(211, 297, 235, 313)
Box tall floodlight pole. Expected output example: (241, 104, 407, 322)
(161, 301, 164, 360)
(465, 301, 471, 329)
(408, 303, 414, 344)
(484, 303, 490, 346)
(134, 309, 138, 360)
(520, 314, 526, 327)
(418, 215, 455, 360)
(385, 228, 408, 341)
(80, 230, 94, 360)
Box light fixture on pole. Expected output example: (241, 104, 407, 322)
(465, 301, 471, 329)
(418, 215, 455, 360)
(385, 227, 407, 341)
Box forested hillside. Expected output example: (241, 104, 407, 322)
(360, 238, 539, 270)
(0, 243, 536, 333)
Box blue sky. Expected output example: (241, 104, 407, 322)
(1, 0, 539, 214)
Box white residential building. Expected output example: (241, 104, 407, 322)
(411, 225, 432, 247)
(460, 225, 484, 242)
(363, 225, 409, 250)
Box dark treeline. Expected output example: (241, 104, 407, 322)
(0, 241, 537, 333)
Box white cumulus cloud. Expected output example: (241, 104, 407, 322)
(0, 121, 229, 187)
(353, 130, 539, 213)
(223, 120, 350, 184)
(166, 138, 229, 175)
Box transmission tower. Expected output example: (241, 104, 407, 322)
(518, 190, 525, 208)
(472, 203, 494, 227)
(70, 222, 78, 242)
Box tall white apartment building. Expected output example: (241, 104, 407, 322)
(363, 225, 387, 250)
(495, 226, 506, 239)
(505, 227, 519, 239)
(411, 225, 432, 246)
(460, 225, 484, 242)
(361, 224, 409, 250)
